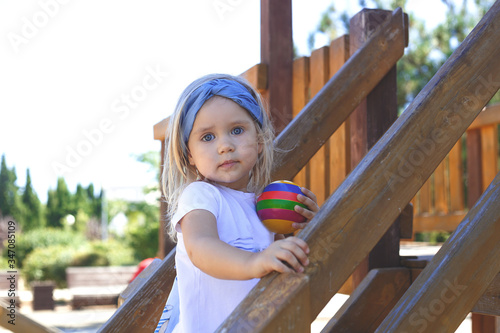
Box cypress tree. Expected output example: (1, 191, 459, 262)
(21, 169, 43, 230)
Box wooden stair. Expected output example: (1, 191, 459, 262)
(99, 2, 500, 332)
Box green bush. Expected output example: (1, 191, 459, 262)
(414, 231, 451, 244)
(23, 245, 77, 288)
(5, 228, 86, 268)
(71, 239, 136, 267)
(22, 238, 137, 287)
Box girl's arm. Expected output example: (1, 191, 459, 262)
(180, 209, 309, 280)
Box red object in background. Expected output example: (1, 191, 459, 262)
(130, 258, 155, 282)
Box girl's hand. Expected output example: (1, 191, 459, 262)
(251, 237, 309, 277)
(293, 187, 319, 229)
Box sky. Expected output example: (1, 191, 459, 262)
(0, 0, 453, 203)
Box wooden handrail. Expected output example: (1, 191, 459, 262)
(219, 2, 500, 331)
(271, 7, 406, 180)
(99, 7, 407, 333)
(377, 171, 500, 332)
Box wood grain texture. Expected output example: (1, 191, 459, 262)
(0, 300, 62, 333)
(292, 56, 310, 188)
(308, 46, 330, 205)
(322, 268, 411, 333)
(469, 103, 500, 129)
(220, 3, 500, 331)
(329, 35, 351, 193)
(377, 171, 500, 332)
(97, 250, 176, 333)
(271, 8, 407, 181)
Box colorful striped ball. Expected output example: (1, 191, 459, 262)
(256, 180, 306, 234)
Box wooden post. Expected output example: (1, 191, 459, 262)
(468, 127, 498, 333)
(261, 0, 293, 134)
(220, 3, 500, 329)
(349, 9, 403, 287)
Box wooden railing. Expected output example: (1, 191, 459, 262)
(219, 2, 500, 332)
(412, 104, 499, 233)
(99, 7, 407, 333)
(100, 3, 500, 332)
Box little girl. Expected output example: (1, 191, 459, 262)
(158, 74, 318, 333)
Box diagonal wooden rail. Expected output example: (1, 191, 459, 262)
(98, 7, 407, 333)
(377, 170, 500, 332)
(219, 1, 500, 331)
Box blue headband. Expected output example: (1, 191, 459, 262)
(180, 79, 263, 144)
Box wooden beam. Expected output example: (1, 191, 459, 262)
(473, 272, 500, 316)
(0, 300, 62, 333)
(322, 268, 411, 333)
(219, 3, 500, 331)
(349, 9, 402, 287)
(153, 117, 169, 141)
(103, 15, 405, 328)
(261, 0, 293, 134)
(377, 171, 500, 332)
(97, 250, 176, 333)
(468, 103, 500, 129)
(240, 63, 268, 92)
(412, 212, 466, 233)
(271, 8, 407, 181)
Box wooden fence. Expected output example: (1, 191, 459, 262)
(100, 4, 500, 333)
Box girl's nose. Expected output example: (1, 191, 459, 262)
(218, 136, 235, 154)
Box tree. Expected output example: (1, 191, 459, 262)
(0, 155, 22, 221)
(45, 177, 73, 228)
(306, 0, 499, 110)
(21, 169, 43, 230)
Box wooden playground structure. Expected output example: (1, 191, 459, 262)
(98, 1, 500, 332)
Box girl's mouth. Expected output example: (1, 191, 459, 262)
(220, 160, 237, 168)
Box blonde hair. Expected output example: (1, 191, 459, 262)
(162, 74, 275, 240)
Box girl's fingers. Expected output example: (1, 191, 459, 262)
(300, 187, 318, 207)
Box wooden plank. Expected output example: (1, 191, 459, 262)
(102, 7, 407, 330)
(472, 314, 500, 333)
(329, 35, 351, 192)
(481, 125, 499, 191)
(292, 56, 310, 188)
(97, 250, 176, 333)
(412, 212, 466, 233)
(468, 103, 500, 129)
(240, 63, 268, 92)
(399, 204, 414, 239)
(261, 0, 293, 134)
(349, 9, 401, 287)
(153, 117, 169, 141)
(433, 158, 449, 214)
(271, 8, 407, 182)
(328, 35, 352, 294)
(308, 46, 330, 205)
(0, 300, 62, 333)
(467, 129, 483, 208)
(472, 272, 500, 316)
(377, 171, 500, 332)
(449, 138, 465, 212)
(322, 268, 411, 333)
(220, 4, 500, 330)
(417, 176, 432, 214)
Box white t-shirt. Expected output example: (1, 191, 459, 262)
(172, 181, 274, 333)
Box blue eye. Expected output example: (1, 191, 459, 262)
(202, 133, 214, 142)
(232, 127, 244, 135)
